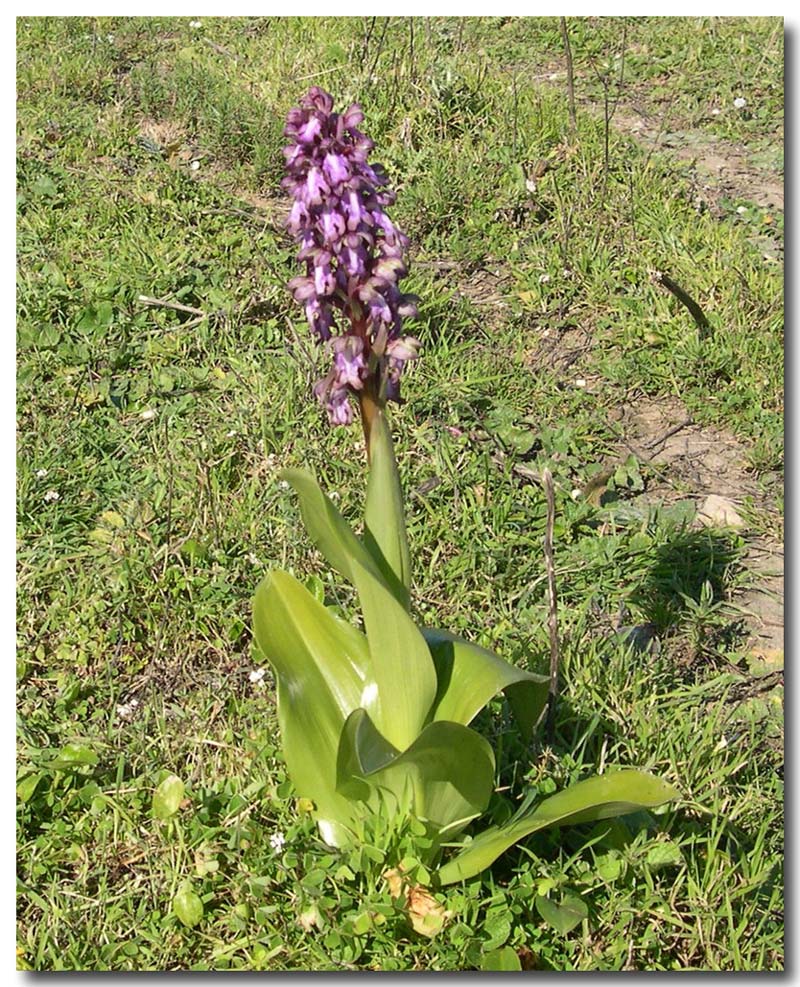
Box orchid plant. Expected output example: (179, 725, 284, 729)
(253, 88, 677, 888)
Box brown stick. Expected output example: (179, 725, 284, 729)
(542, 468, 560, 743)
(651, 270, 711, 334)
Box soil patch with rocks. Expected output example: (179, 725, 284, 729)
(609, 396, 783, 658)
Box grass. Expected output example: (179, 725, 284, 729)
(16, 15, 783, 971)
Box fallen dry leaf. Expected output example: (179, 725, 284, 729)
(383, 867, 453, 938)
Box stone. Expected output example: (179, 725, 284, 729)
(697, 494, 747, 529)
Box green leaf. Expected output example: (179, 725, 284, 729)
(279, 468, 389, 594)
(645, 840, 684, 870)
(17, 771, 44, 804)
(337, 709, 495, 838)
(31, 174, 58, 198)
(180, 538, 208, 562)
(363, 410, 411, 610)
(303, 573, 326, 604)
(173, 880, 204, 928)
(336, 707, 399, 803)
(253, 570, 374, 845)
(152, 774, 185, 819)
(483, 909, 512, 949)
(535, 893, 588, 935)
(438, 771, 679, 885)
(594, 850, 625, 882)
(49, 743, 99, 770)
(348, 557, 437, 751)
(481, 947, 522, 971)
(423, 628, 549, 737)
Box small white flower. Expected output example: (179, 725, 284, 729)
(106, 34, 115, 42)
(538, 273, 551, 284)
(736, 205, 747, 215)
(525, 178, 538, 193)
(562, 268, 573, 278)
(226, 429, 237, 438)
(269, 831, 286, 852)
(249, 667, 266, 684)
(247, 552, 260, 566)
(189, 19, 203, 28)
(575, 378, 587, 388)
(329, 491, 340, 501)
(116, 698, 139, 720)
(733, 96, 747, 109)
(43, 490, 60, 503)
(571, 488, 582, 501)
(190, 160, 200, 172)
(710, 107, 722, 116)
(279, 480, 290, 491)
(35, 468, 48, 479)
(140, 408, 156, 420)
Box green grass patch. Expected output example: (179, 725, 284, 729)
(17, 15, 782, 971)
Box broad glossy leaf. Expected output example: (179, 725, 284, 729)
(17, 771, 44, 804)
(437, 771, 679, 885)
(423, 628, 549, 737)
(349, 557, 437, 751)
(278, 469, 408, 610)
(336, 707, 399, 803)
(253, 570, 375, 845)
(337, 708, 495, 837)
(278, 467, 386, 590)
(364, 410, 411, 610)
(49, 743, 99, 770)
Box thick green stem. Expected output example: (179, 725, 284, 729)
(358, 376, 383, 464)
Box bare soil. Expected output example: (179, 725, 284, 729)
(610, 396, 783, 657)
(611, 107, 784, 212)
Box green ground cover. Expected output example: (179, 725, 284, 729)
(17, 16, 783, 971)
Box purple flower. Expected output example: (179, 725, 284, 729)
(283, 87, 421, 424)
(332, 336, 367, 390)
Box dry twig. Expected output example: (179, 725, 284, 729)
(137, 294, 206, 317)
(651, 270, 711, 336)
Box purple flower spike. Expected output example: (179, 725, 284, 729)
(283, 88, 421, 424)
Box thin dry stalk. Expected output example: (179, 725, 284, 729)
(542, 468, 560, 743)
(560, 17, 577, 132)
